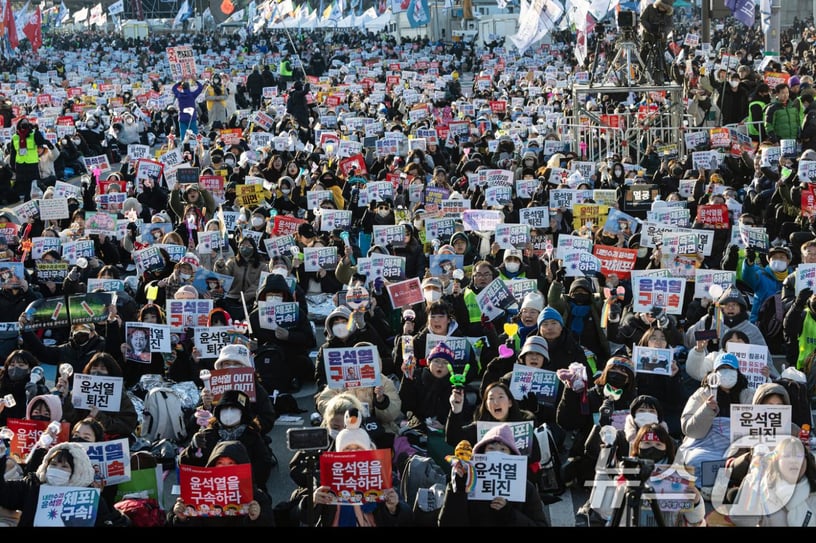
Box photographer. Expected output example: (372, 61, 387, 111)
(639, 0, 674, 82)
(595, 424, 706, 526)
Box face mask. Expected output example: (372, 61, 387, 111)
(239, 247, 254, 258)
(6, 367, 28, 381)
(328, 428, 339, 439)
(45, 467, 71, 486)
(281, 189, 291, 195)
(603, 383, 624, 401)
(730, 80, 740, 88)
(770, 259, 787, 272)
(637, 447, 666, 462)
(225, 159, 235, 167)
(333, 323, 350, 339)
(413, 158, 421, 164)
(70, 436, 90, 443)
(179, 273, 191, 281)
(634, 412, 659, 427)
(606, 371, 628, 390)
(424, 290, 441, 303)
(271, 267, 288, 277)
(30, 415, 51, 422)
(72, 139, 81, 145)
(377, 209, 390, 218)
(219, 407, 242, 427)
(717, 369, 738, 389)
(251, 217, 264, 228)
(73, 333, 90, 345)
(572, 293, 591, 305)
(414, 220, 423, 229)
(268, 295, 283, 304)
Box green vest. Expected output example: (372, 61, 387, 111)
(463, 287, 481, 323)
(279, 61, 293, 77)
(797, 308, 816, 369)
(735, 248, 746, 282)
(12, 133, 39, 164)
(747, 100, 766, 136)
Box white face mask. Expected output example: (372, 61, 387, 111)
(424, 290, 441, 303)
(717, 369, 738, 389)
(251, 217, 265, 228)
(328, 428, 340, 439)
(219, 407, 242, 427)
(377, 209, 390, 218)
(505, 261, 520, 274)
(414, 220, 423, 229)
(281, 189, 291, 195)
(179, 273, 191, 281)
(730, 80, 740, 88)
(268, 295, 283, 304)
(271, 266, 288, 277)
(770, 259, 787, 272)
(45, 466, 71, 486)
(634, 412, 659, 427)
(333, 323, 350, 339)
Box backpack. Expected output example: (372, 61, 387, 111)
(140, 387, 188, 444)
(399, 454, 447, 527)
(254, 345, 294, 394)
(113, 498, 165, 527)
(775, 377, 813, 429)
(757, 292, 785, 342)
(534, 423, 566, 497)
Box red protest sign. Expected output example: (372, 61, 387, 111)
(319, 449, 393, 503)
(592, 245, 639, 280)
(7, 419, 70, 461)
(338, 154, 368, 177)
(695, 204, 730, 229)
(179, 462, 254, 516)
(273, 215, 306, 236)
(386, 277, 424, 308)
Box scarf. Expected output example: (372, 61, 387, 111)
(569, 302, 591, 338)
(773, 269, 789, 282)
(217, 424, 247, 441)
(722, 310, 748, 328)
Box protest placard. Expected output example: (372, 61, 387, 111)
(72, 373, 124, 412)
(322, 345, 382, 389)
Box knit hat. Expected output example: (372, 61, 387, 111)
(569, 277, 593, 295)
(606, 355, 636, 375)
(717, 285, 747, 309)
(174, 284, 199, 299)
(752, 382, 791, 405)
(472, 423, 520, 455)
(790, 76, 801, 87)
(714, 352, 740, 371)
(122, 197, 142, 215)
(503, 248, 523, 263)
(427, 342, 456, 365)
(521, 291, 545, 312)
(519, 335, 549, 361)
(537, 307, 564, 327)
(324, 305, 352, 335)
(334, 408, 374, 451)
(421, 277, 443, 290)
(214, 344, 253, 369)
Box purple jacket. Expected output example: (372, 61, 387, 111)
(172, 81, 204, 122)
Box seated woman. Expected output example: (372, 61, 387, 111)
(57, 353, 138, 441)
(675, 352, 755, 487)
(438, 423, 549, 527)
(0, 350, 51, 427)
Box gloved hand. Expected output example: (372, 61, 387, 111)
(599, 398, 615, 427)
(745, 246, 757, 264)
(796, 287, 814, 308)
(481, 314, 494, 331)
(519, 392, 539, 413)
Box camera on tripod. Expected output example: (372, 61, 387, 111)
(617, 10, 639, 41)
(619, 456, 655, 484)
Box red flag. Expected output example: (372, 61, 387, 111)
(22, 6, 40, 52)
(4, 0, 17, 49)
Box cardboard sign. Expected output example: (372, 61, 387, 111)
(386, 277, 423, 308)
(71, 373, 124, 412)
(318, 449, 393, 503)
(322, 345, 382, 389)
(179, 463, 254, 516)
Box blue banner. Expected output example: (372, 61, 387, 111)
(730, 0, 755, 27)
(406, 0, 430, 27)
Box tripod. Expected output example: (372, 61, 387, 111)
(602, 38, 653, 86)
(293, 451, 322, 527)
(607, 478, 666, 527)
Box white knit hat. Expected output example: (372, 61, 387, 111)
(521, 290, 545, 312)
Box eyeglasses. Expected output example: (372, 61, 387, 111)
(474, 271, 492, 278)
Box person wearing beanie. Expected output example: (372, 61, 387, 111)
(675, 348, 755, 483)
(496, 247, 540, 282)
(449, 231, 478, 267)
(180, 388, 276, 490)
(170, 440, 275, 526)
(193, 344, 277, 435)
(548, 276, 609, 364)
(438, 421, 549, 527)
(306, 408, 413, 527)
(0, 442, 130, 526)
(614, 302, 683, 353)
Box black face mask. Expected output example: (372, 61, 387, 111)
(637, 448, 665, 462)
(606, 372, 628, 390)
(6, 367, 28, 382)
(30, 415, 50, 422)
(70, 436, 90, 443)
(571, 293, 591, 305)
(72, 333, 90, 345)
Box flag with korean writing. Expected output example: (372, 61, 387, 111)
(475, 277, 518, 320)
(72, 373, 123, 412)
(179, 463, 253, 516)
(509, 365, 559, 406)
(322, 345, 382, 389)
(34, 486, 100, 526)
(77, 438, 131, 486)
(257, 301, 300, 330)
(632, 276, 686, 315)
(729, 404, 790, 449)
(319, 449, 393, 503)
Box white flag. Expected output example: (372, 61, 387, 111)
(108, 0, 124, 15)
(172, 0, 191, 28)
